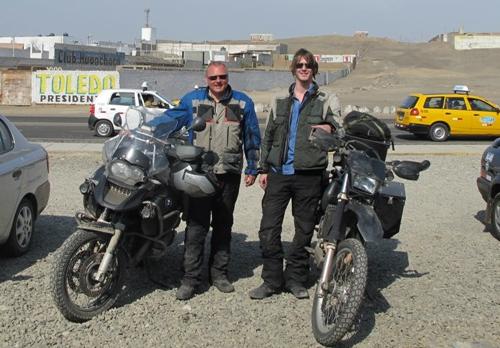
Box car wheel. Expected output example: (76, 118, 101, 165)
(429, 122, 449, 142)
(3, 199, 35, 256)
(95, 120, 114, 137)
(490, 193, 500, 241)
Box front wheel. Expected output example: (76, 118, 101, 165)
(50, 230, 126, 322)
(311, 238, 368, 346)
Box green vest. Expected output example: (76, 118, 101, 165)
(260, 89, 341, 172)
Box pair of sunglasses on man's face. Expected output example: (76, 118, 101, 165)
(207, 74, 228, 81)
(295, 62, 314, 69)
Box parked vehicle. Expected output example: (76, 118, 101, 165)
(88, 89, 174, 137)
(308, 112, 430, 346)
(477, 138, 500, 240)
(394, 85, 500, 141)
(51, 109, 219, 322)
(0, 115, 50, 256)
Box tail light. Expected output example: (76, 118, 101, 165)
(410, 108, 420, 116)
(89, 104, 95, 115)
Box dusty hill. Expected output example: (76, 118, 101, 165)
(260, 34, 500, 109)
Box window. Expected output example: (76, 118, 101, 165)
(446, 97, 466, 110)
(424, 97, 444, 109)
(468, 98, 496, 112)
(140, 93, 169, 109)
(400, 96, 418, 109)
(109, 92, 135, 106)
(0, 120, 14, 154)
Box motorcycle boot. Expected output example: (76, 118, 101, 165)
(211, 277, 235, 293)
(248, 282, 281, 300)
(176, 284, 196, 301)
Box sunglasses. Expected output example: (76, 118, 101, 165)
(295, 62, 313, 69)
(207, 74, 228, 81)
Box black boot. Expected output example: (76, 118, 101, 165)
(248, 283, 280, 300)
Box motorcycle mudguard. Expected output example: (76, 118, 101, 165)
(345, 201, 384, 242)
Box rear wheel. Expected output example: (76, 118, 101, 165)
(95, 120, 114, 137)
(3, 199, 35, 256)
(311, 238, 368, 346)
(429, 122, 449, 142)
(51, 230, 126, 322)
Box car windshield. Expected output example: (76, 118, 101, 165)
(102, 118, 178, 175)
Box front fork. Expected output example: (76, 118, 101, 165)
(94, 208, 123, 282)
(317, 173, 349, 297)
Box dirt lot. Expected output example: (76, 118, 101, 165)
(0, 151, 499, 348)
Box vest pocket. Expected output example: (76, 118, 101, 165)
(221, 153, 243, 173)
(224, 123, 242, 153)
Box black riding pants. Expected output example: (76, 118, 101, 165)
(182, 173, 241, 286)
(258, 171, 323, 289)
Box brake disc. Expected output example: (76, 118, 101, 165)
(78, 253, 112, 297)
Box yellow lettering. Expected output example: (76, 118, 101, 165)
(77, 74, 88, 94)
(89, 74, 101, 94)
(37, 73, 50, 93)
(52, 74, 65, 93)
(66, 75, 75, 94)
(102, 75, 115, 90)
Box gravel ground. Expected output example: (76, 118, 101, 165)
(1, 151, 499, 348)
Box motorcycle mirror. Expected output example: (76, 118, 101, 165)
(121, 107, 144, 130)
(392, 160, 430, 180)
(190, 117, 206, 132)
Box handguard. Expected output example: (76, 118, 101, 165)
(391, 160, 431, 180)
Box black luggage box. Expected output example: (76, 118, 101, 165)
(374, 181, 406, 238)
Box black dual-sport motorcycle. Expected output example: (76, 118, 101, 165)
(51, 110, 219, 322)
(308, 113, 430, 346)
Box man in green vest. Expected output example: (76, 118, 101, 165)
(249, 48, 341, 300)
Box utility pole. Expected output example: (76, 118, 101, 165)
(145, 8, 150, 28)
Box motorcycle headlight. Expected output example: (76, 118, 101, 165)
(109, 161, 145, 186)
(352, 173, 380, 194)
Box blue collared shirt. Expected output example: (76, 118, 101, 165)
(281, 83, 315, 175)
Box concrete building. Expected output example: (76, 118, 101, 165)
(0, 34, 78, 59)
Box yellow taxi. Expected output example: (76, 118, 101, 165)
(394, 85, 500, 141)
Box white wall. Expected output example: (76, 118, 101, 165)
(455, 35, 500, 50)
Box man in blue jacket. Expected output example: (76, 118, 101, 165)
(150, 62, 261, 300)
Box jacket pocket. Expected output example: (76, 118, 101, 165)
(224, 123, 242, 153)
(221, 153, 243, 173)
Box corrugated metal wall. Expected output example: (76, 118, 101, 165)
(0, 70, 31, 105)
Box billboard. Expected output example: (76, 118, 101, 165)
(32, 70, 119, 104)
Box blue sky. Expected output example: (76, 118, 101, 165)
(1, 0, 499, 43)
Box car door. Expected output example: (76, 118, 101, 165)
(467, 97, 500, 135)
(108, 91, 137, 118)
(444, 96, 469, 134)
(0, 120, 22, 239)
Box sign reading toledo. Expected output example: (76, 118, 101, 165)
(32, 70, 120, 104)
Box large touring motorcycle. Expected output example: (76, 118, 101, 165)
(51, 109, 219, 322)
(309, 112, 430, 346)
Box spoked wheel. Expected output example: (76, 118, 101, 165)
(51, 230, 126, 322)
(311, 238, 368, 346)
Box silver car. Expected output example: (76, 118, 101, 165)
(0, 115, 50, 256)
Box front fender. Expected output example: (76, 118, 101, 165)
(345, 201, 384, 242)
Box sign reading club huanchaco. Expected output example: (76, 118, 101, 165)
(32, 70, 120, 104)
